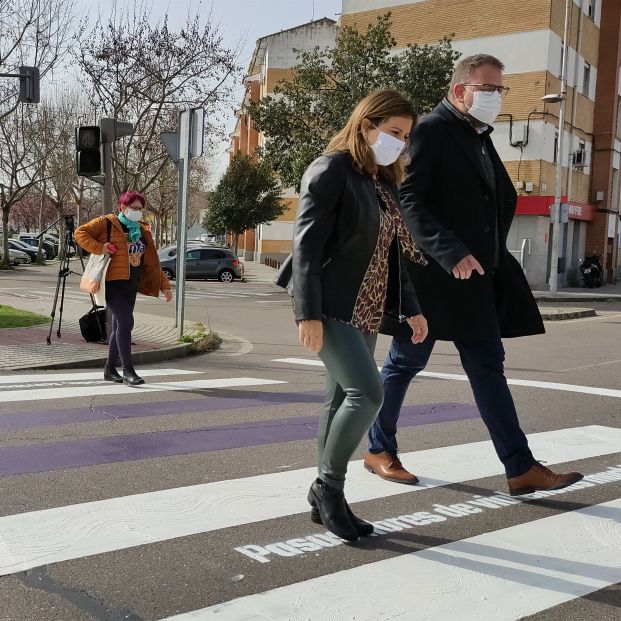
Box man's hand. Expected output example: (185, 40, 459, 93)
(163, 289, 173, 302)
(406, 315, 428, 344)
(298, 320, 323, 353)
(451, 255, 485, 280)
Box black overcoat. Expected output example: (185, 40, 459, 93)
(393, 102, 545, 341)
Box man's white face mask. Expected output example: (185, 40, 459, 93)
(465, 89, 502, 125)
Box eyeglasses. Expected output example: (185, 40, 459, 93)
(463, 83, 510, 95)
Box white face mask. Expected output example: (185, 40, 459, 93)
(369, 129, 406, 166)
(465, 89, 502, 125)
(124, 208, 143, 222)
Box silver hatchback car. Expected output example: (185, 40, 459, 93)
(159, 246, 242, 282)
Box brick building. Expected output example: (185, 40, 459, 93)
(228, 18, 337, 261)
(341, 0, 619, 285)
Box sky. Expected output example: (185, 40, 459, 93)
(71, 0, 344, 183)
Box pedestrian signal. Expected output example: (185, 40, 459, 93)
(76, 126, 101, 176)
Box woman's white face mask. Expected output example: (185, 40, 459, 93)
(369, 127, 407, 166)
(123, 208, 143, 222)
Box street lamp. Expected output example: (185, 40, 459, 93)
(542, 0, 571, 294)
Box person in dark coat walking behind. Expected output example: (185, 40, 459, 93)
(365, 54, 584, 496)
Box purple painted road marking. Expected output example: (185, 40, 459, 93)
(0, 403, 479, 476)
(0, 391, 325, 431)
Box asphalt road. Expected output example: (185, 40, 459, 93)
(0, 263, 620, 621)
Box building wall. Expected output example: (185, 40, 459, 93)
(250, 20, 337, 263)
(588, 0, 621, 281)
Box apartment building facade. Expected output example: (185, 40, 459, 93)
(229, 18, 337, 261)
(341, 0, 619, 285)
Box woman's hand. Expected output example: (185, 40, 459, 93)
(406, 314, 428, 344)
(163, 289, 173, 302)
(298, 320, 323, 353)
(102, 242, 117, 254)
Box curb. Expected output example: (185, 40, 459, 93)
(540, 308, 596, 321)
(535, 295, 620, 303)
(3, 340, 211, 372)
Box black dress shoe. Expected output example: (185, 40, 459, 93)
(307, 479, 358, 542)
(122, 369, 145, 386)
(103, 365, 123, 383)
(310, 501, 374, 537)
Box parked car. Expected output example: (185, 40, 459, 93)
(0, 248, 30, 265)
(8, 239, 37, 262)
(160, 246, 242, 282)
(41, 234, 60, 255)
(157, 242, 226, 260)
(18, 236, 55, 259)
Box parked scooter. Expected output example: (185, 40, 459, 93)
(579, 252, 603, 288)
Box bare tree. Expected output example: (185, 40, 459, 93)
(76, 0, 240, 205)
(0, 0, 75, 267)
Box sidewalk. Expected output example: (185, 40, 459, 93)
(533, 282, 621, 302)
(239, 259, 279, 284)
(0, 291, 206, 372)
(0, 258, 278, 373)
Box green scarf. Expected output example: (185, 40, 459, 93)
(117, 212, 142, 242)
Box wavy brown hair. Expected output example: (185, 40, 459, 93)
(325, 89, 417, 185)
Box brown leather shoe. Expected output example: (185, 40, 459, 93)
(507, 463, 583, 496)
(363, 451, 419, 484)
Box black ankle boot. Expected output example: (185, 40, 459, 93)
(307, 479, 358, 542)
(122, 369, 145, 386)
(310, 500, 374, 537)
(103, 365, 123, 383)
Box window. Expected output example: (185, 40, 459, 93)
(559, 42, 564, 77)
(588, 0, 596, 19)
(201, 249, 226, 260)
(553, 131, 559, 164)
(616, 99, 621, 140)
(187, 249, 201, 260)
(583, 62, 591, 96)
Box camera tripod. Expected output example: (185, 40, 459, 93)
(43, 215, 102, 344)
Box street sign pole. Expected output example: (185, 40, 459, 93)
(160, 108, 204, 339)
(175, 110, 192, 338)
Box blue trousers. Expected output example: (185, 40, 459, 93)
(367, 329, 536, 478)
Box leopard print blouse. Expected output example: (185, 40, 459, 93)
(344, 180, 426, 334)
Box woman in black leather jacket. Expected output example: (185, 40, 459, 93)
(276, 90, 428, 542)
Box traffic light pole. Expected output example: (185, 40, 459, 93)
(102, 140, 114, 214)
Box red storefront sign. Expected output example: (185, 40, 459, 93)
(515, 196, 596, 221)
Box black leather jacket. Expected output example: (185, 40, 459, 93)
(275, 152, 421, 328)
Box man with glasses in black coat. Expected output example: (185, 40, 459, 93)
(366, 54, 584, 496)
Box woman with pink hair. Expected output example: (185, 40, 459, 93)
(75, 191, 173, 385)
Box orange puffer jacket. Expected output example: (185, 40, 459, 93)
(74, 214, 170, 297)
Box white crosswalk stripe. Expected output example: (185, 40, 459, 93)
(0, 376, 285, 402)
(0, 425, 619, 576)
(273, 357, 621, 399)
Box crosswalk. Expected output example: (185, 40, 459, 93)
(14, 285, 284, 303)
(0, 363, 619, 620)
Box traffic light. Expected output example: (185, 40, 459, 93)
(18, 66, 39, 103)
(76, 126, 102, 176)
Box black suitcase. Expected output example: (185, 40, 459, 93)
(79, 306, 107, 342)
